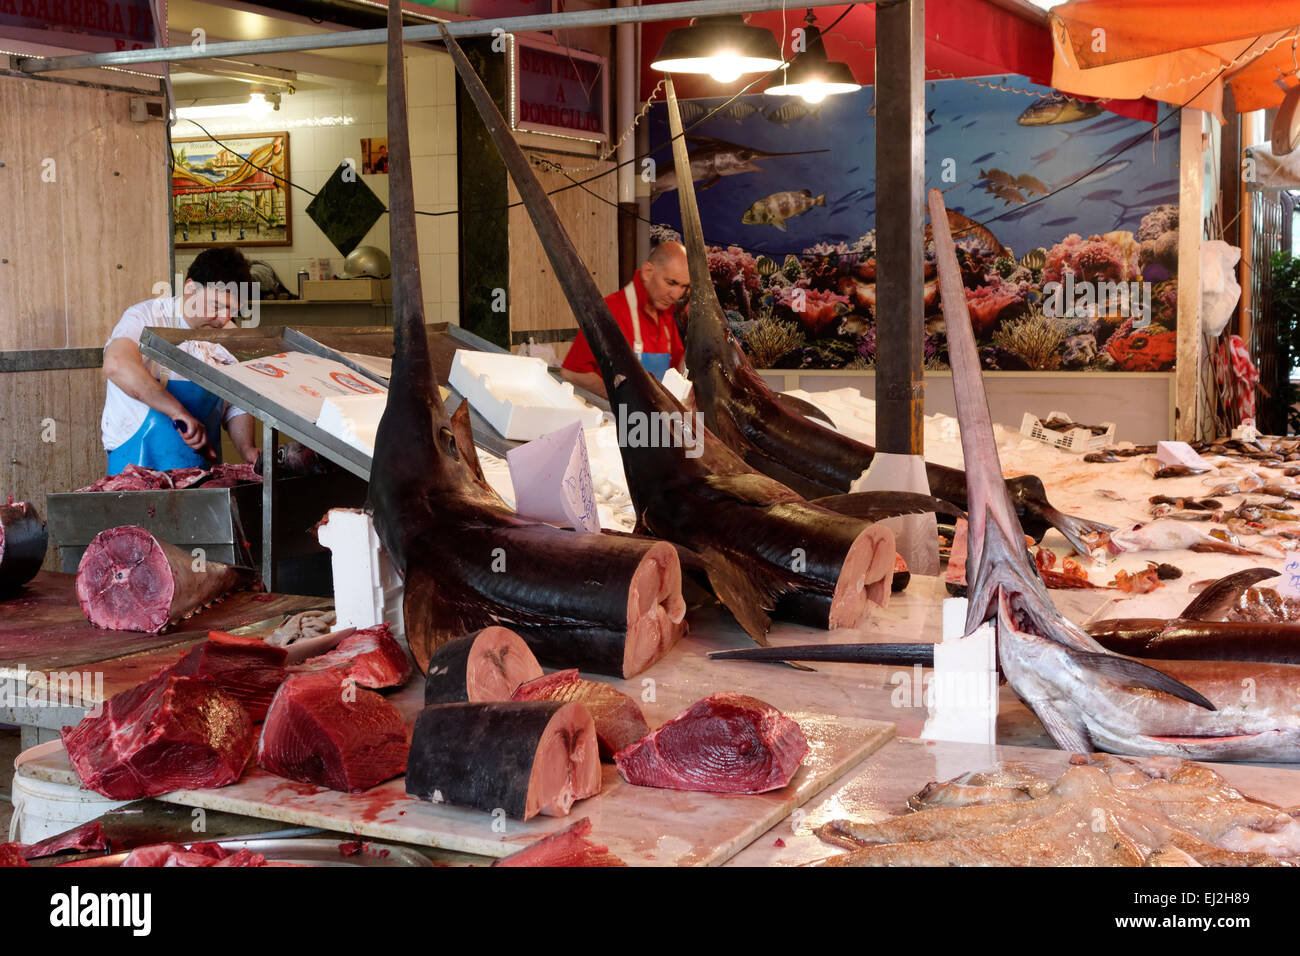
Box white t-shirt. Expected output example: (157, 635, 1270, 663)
(101, 296, 249, 452)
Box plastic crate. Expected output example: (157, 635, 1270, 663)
(1019, 410, 1116, 454)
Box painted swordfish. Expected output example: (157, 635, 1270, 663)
(442, 28, 896, 645)
(368, 5, 686, 679)
(932, 187, 1300, 762)
(661, 80, 1109, 555)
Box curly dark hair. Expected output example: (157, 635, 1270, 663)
(186, 247, 253, 287)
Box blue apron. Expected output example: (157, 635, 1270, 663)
(107, 379, 223, 475)
(625, 283, 672, 380)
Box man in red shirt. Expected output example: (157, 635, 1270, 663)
(560, 241, 689, 398)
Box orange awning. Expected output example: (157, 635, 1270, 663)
(1049, 0, 1300, 120)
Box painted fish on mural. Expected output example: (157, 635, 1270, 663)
(1017, 93, 1103, 126)
(650, 136, 829, 197)
(925, 209, 1010, 260)
(765, 101, 821, 126)
(1016, 173, 1050, 196)
(741, 190, 827, 231)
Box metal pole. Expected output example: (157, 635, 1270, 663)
(874, 0, 925, 456)
(15, 0, 876, 74)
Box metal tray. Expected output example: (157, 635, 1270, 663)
(68, 838, 434, 868)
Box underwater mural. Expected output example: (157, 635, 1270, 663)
(647, 78, 1181, 372)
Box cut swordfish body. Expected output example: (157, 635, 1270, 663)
(406, 701, 601, 820)
(0, 499, 47, 594)
(423, 626, 544, 705)
(364, 3, 687, 679)
(257, 671, 409, 793)
(75, 525, 252, 633)
(512, 669, 650, 760)
(61, 670, 256, 800)
(442, 28, 895, 647)
(613, 692, 808, 794)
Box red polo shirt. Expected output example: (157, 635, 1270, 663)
(561, 271, 685, 375)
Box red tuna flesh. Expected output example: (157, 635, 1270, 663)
(165, 630, 287, 722)
(122, 842, 266, 867)
(8, 822, 110, 861)
(614, 692, 808, 794)
(75, 526, 250, 632)
(0, 844, 28, 867)
(424, 627, 544, 705)
(512, 669, 649, 760)
(61, 671, 256, 800)
(257, 671, 409, 792)
(494, 818, 627, 867)
(291, 623, 412, 689)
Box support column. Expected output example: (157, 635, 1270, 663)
(875, 0, 925, 455)
(1175, 107, 1205, 441)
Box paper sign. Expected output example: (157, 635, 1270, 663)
(507, 421, 600, 532)
(1157, 440, 1210, 471)
(851, 452, 940, 576)
(223, 351, 386, 422)
(1280, 555, 1300, 600)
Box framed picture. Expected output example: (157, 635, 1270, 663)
(172, 132, 292, 247)
(509, 35, 608, 143)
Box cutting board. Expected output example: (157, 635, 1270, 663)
(21, 687, 892, 867)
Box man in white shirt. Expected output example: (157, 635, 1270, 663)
(101, 247, 260, 474)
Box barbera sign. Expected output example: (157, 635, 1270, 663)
(514, 40, 606, 139)
(0, 0, 156, 51)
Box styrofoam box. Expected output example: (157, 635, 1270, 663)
(317, 392, 387, 455)
(448, 349, 604, 441)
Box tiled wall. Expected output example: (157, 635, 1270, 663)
(173, 50, 458, 325)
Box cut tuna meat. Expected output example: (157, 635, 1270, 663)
(424, 627, 544, 705)
(290, 623, 411, 689)
(204, 463, 262, 487)
(494, 818, 627, 867)
(509, 539, 687, 678)
(77, 464, 174, 493)
(407, 701, 601, 820)
(945, 517, 968, 597)
(512, 669, 649, 760)
(0, 844, 28, 867)
(16, 822, 110, 860)
(0, 499, 47, 594)
(76, 525, 252, 632)
(61, 670, 256, 800)
(257, 671, 409, 792)
(122, 842, 266, 867)
(614, 692, 808, 794)
(76, 464, 260, 493)
(167, 631, 287, 722)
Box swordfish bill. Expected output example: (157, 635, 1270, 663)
(443, 29, 895, 643)
(367, 3, 687, 679)
(933, 187, 1300, 762)
(664, 82, 1108, 553)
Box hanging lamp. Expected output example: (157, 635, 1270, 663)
(651, 14, 784, 84)
(765, 10, 860, 104)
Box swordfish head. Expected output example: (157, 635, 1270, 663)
(928, 188, 1223, 753)
(368, 0, 492, 573)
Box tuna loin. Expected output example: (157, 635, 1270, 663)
(75, 526, 252, 632)
(614, 692, 808, 794)
(512, 669, 650, 759)
(407, 701, 601, 819)
(257, 671, 409, 792)
(170, 630, 287, 722)
(493, 818, 627, 867)
(0, 499, 47, 594)
(366, 6, 688, 680)
(424, 626, 544, 705)
(291, 622, 412, 689)
(61, 670, 256, 799)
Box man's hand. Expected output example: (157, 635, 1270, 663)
(172, 411, 209, 451)
(226, 413, 259, 463)
(560, 367, 607, 399)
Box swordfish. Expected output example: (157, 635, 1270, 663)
(932, 187, 1300, 762)
(661, 81, 1108, 555)
(367, 4, 686, 679)
(443, 28, 895, 644)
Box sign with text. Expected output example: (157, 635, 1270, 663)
(511, 35, 607, 143)
(0, 0, 157, 54)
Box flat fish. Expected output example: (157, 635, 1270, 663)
(407, 700, 601, 819)
(613, 692, 807, 794)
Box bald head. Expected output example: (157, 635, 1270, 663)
(641, 241, 690, 312)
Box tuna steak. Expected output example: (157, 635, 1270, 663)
(122, 843, 267, 867)
(424, 627, 544, 705)
(406, 701, 601, 820)
(62, 670, 256, 799)
(257, 671, 409, 793)
(512, 669, 649, 760)
(170, 631, 287, 722)
(0, 499, 47, 594)
(493, 818, 627, 867)
(290, 623, 412, 689)
(75, 526, 252, 632)
(614, 692, 808, 794)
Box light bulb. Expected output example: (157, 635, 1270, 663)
(248, 92, 273, 116)
(708, 55, 743, 84)
(800, 85, 828, 104)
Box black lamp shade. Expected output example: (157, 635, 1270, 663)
(651, 14, 785, 76)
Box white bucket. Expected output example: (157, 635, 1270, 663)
(9, 742, 130, 844)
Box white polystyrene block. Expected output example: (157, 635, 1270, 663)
(1156, 440, 1210, 470)
(316, 392, 386, 455)
(921, 621, 998, 745)
(661, 366, 692, 403)
(448, 349, 604, 441)
(941, 597, 969, 641)
(316, 509, 405, 643)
